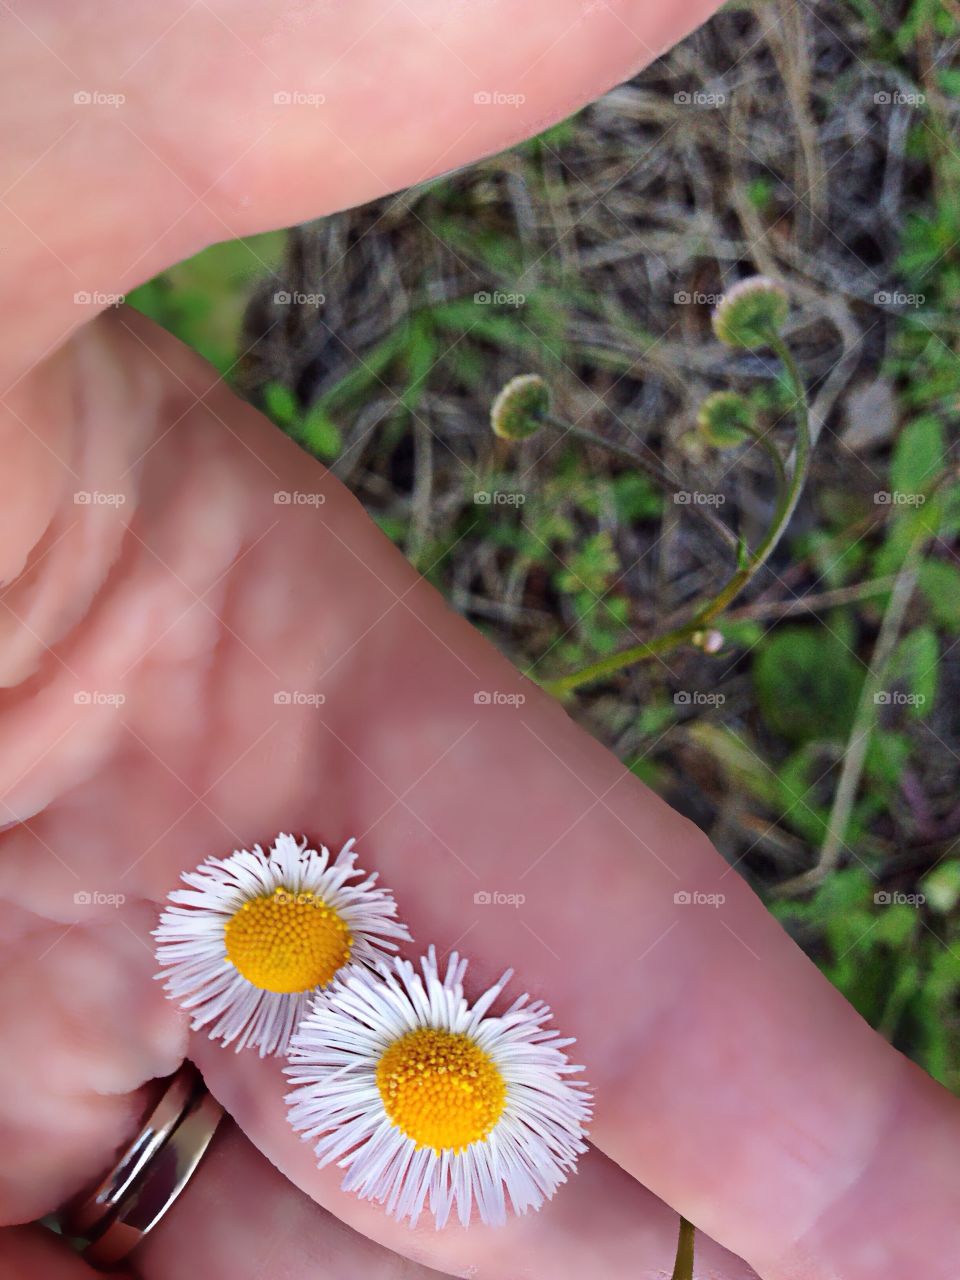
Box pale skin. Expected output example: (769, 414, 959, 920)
(0, 3, 957, 1278)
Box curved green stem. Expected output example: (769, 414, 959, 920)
(671, 1217, 696, 1280)
(543, 331, 811, 697)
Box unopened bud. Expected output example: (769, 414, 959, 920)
(490, 374, 550, 440)
(712, 277, 788, 349)
(696, 391, 754, 448)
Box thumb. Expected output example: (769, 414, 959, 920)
(2, 0, 722, 373)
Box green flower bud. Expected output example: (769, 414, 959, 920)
(712, 277, 789, 349)
(490, 374, 550, 440)
(696, 390, 754, 448)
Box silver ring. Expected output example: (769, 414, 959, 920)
(59, 1062, 223, 1268)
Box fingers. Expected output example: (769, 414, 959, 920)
(136, 1116, 757, 1280)
(0, 905, 168, 1225)
(135, 1120, 430, 1280)
(2, 0, 723, 371)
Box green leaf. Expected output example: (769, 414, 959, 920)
(776, 744, 834, 844)
(300, 404, 343, 460)
(888, 626, 939, 716)
(262, 381, 298, 428)
(890, 415, 945, 498)
(917, 559, 960, 629)
(754, 626, 864, 743)
(401, 319, 437, 412)
(864, 730, 912, 788)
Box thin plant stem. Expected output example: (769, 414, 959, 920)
(671, 1217, 696, 1280)
(543, 331, 812, 697)
(774, 530, 924, 896)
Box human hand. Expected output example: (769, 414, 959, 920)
(1, 4, 958, 1278)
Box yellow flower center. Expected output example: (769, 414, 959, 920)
(224, 888, 352, 993)
(376, 1027, 507, 1152)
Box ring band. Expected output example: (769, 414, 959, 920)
(60, 1063, 223, 1268)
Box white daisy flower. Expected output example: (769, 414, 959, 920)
(154, 833, 409, 1057)
(285, 946, 591, 1228)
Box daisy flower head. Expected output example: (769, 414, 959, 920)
(154, 833, 410, 1057)
(285, 946, 591, 1229)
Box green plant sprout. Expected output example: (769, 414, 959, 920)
(491, 277, 813, 697)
